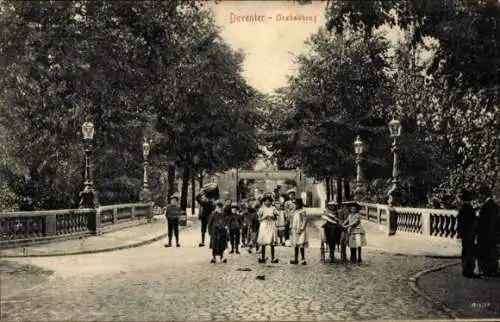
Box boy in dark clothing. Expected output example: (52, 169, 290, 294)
(207, 200, 229, 263)
(164, 195, 181, 248)
(196, 193, 215, 247)
(228, 202, 243, 254)
(247, 201, 261, 254)
(239, 202, 250, 247)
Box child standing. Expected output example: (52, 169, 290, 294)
(207, 200, 229, 263)
(239, 202, 250, 247)
(276, 202, 286, 246)
(247, 202, 260, 254)
(343, 203, 367, 263)
(164, 194, 181, 248)
(228, 202, 243, 254)
(257, 193, 279, 264)
(290, 198, 309, 265)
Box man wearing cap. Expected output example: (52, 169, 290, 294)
(476, 185, 499, 277)
(457, 189, 479, 278)
(164, 194, 181, 248)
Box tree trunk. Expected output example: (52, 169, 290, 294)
(191, 170, 196, 215)
(167, 164, 176, 201)
(344, 178, 351, 201)
(325, 177, 331, 202)
(336, 177, 343, 204)
(180, 164, 190, 210)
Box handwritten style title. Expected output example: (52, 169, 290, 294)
(229, 13, 318, 24)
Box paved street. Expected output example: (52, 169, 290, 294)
(0, 222, 458, 321)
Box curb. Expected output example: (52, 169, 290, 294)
(0, 224, 196, 258)
(408, 261, 461, 319)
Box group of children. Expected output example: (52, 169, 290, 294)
(164, 188, 367, 265)
(322, 201, 367, 263)
(199, 189, 312, 265)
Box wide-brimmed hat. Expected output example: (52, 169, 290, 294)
(214, 199, 224, 206)
(326, 201, 337, 211)
(169, 194, 180, 201)
(260, 193, 273, 203)
(286, 189, 296, 195)
(230, 202, 239, 209)
(346, 202, 361, 211)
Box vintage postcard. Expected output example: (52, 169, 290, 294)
(0, 0, 499, 321)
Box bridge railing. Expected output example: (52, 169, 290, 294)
(357, 202, 458, 240)
(0, 203, 153, 248)
(306, 202, 458, 241)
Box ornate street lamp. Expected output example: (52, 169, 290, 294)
(79, 121, 99, 208)
(353, 135, 366, 201)
(141, 138, 152, 202)
(387, 118, 402, 207)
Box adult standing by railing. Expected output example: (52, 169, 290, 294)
(476, 185, 500, 277)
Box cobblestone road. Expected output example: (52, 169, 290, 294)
(1, 223, 457, 321)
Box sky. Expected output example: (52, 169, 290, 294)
(206, 1, 328, 94)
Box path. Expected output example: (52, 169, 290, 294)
(1, 221, 458, 321)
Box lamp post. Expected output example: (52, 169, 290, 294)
(387, 118, 402, 236)
(353, 135, 366, 201)
(79, 121, 98, 208)
(141, 138, 152, 203)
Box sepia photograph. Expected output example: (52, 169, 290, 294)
(0, 0, 499, 321)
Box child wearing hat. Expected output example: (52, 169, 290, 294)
(257, 193, 279, 263)
(164, 194, 181, 248)
(343, 203, 367, 263)
(207, 200, 229, 263)
(228, 202, 243, 254)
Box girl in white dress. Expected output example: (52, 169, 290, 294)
(257, 193, 279, 264)
(290, 198, 309, 265)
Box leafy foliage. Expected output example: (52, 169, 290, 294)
(0, 1, 261, 210)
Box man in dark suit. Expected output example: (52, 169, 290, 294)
(457, 189, 479, 278)
(477, 185, 500, 277)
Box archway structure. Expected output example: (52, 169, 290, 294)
(215, 168, 325, 207)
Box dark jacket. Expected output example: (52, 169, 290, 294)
(207, 209, 229, 236)
(227, 211, 243, 230)
(196, 195, 214, 222)
(165, 204, 180, 220)
(248, 208, 260, 231)
(477, 198, 500, 244)
(457, 202, 476, 239)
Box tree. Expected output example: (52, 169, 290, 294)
(323, 0, 500, 199)
(0, 0, 201, 209)
(269, 28, 394, 202)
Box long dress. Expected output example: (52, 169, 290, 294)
(207, 210, 228, 255)
(290, 209, 309, 248)
(345, 213, 367, 248)
(257, 206, 278, 246)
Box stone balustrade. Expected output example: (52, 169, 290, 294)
(357, 202, 458, 240)
(305, 202, 457, 240)
(0, 203, 153, 248)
